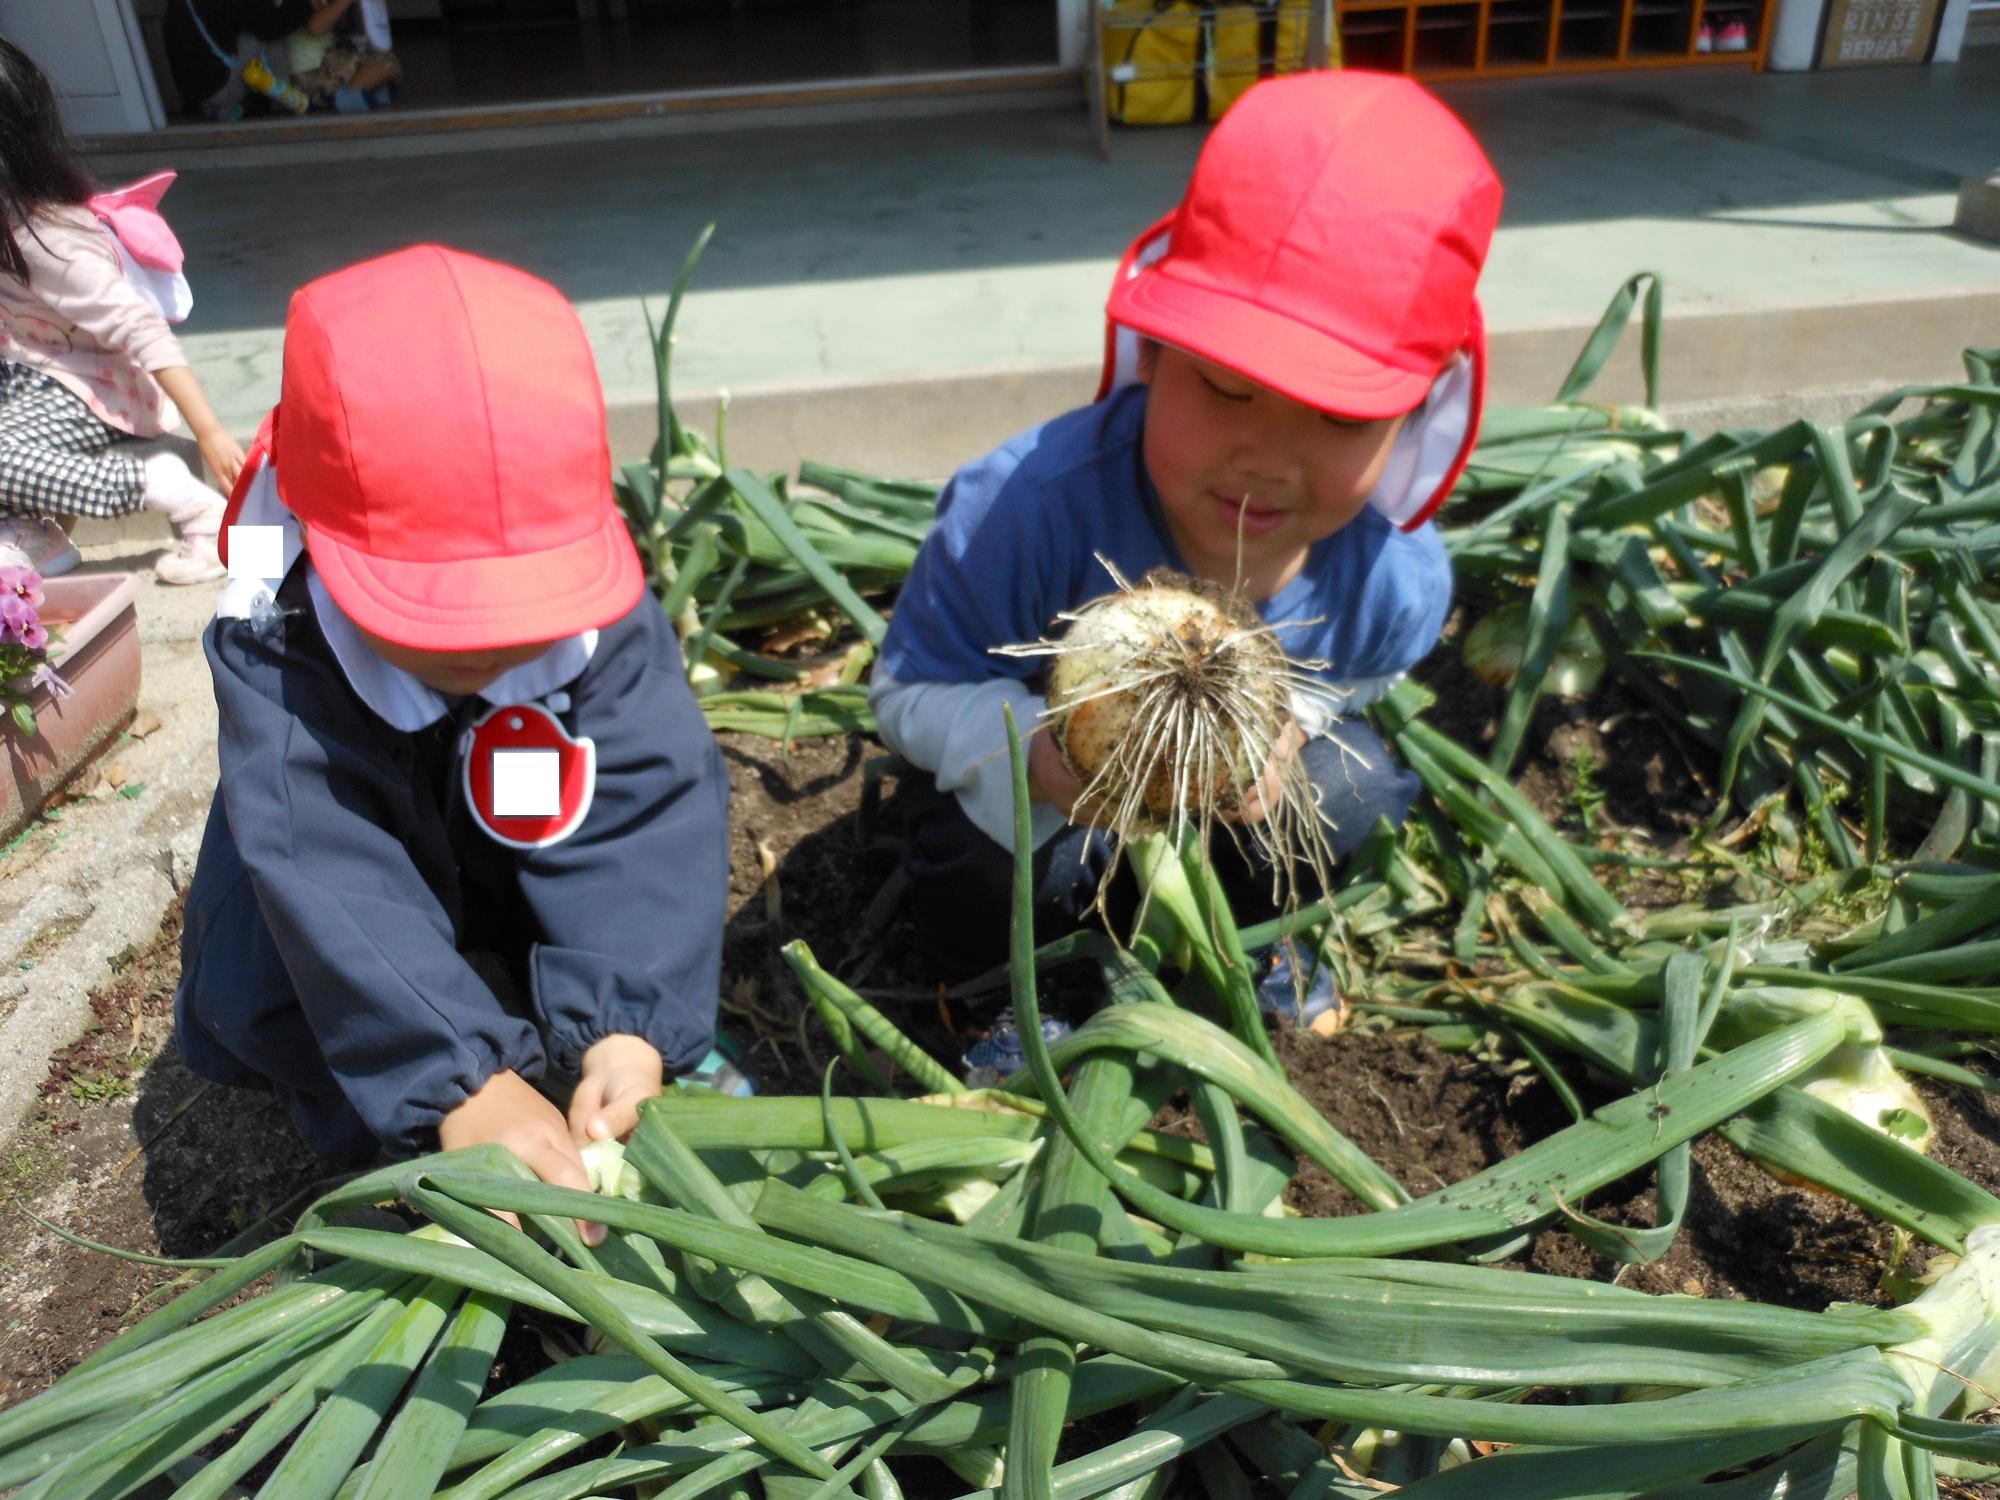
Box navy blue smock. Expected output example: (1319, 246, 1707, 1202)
(175, 568, 728, 1160)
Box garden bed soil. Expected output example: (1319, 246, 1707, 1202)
(5, 724, 2000, 1493)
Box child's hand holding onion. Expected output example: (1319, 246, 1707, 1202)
(439, 1069, 608, 1245)
(569, 1034, 666, 1147)
(1223, 717, 1307, 826)
(1027, 723, 1115, 826)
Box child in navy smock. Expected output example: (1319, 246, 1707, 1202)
(870, 73, 1503, 977)
(176, 247, 729, 1222)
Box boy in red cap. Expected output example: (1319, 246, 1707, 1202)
(175, 247, 733, 1213)
(872, 73, 1502, 995)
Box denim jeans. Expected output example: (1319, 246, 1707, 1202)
(899, 717, 1420, 979)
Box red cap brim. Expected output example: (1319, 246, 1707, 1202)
(1109, 266, 1432, 421)
(305, 507, 645, 652)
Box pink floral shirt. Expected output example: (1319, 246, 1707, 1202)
(0, 207, 185, 437)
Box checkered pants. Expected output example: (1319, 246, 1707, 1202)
(0, 361, 147, 520)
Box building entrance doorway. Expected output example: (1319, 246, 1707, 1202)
(128, 0, 1063, 125)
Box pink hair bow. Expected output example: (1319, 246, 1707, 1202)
(88, 171, 184, 274)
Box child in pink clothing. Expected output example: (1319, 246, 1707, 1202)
(0, 38, 244, 584)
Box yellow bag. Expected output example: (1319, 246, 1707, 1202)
(1101, 0, 1202, 126)
(1206, 2, 1322, 121)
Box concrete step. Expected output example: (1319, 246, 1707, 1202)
(651, 286, 2000, 482)
(80, 67, 1082, 176)
(70, 278, 1994, 553)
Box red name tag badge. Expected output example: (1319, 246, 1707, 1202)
(463, 703, 596, 849)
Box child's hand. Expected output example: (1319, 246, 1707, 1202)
(569, 1034, 665, 1146)
(197, 427, 247, 491)
(439, 1067, 605, 1245)
(1230, 719, 1307, 825)
(1028, 726, 1113, 827)
(152, 368, 246, 490)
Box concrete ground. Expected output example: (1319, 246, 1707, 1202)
(2, 53, 1995, 1146)
(0, 525, 218, 1141)
(83, 48, 2000, 477)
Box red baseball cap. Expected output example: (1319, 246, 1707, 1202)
(1105, 72, 1502, 423)
(221, 245, 643, 652)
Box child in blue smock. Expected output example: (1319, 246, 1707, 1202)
(177, 248, 733, 1232)
(870, 72, 1503, 984)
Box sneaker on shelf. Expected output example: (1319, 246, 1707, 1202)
(1695, 18, 1716, 50)
(0, 516, 79, 578)
(1253, 939, 1346, 1036)
(154, 497, 227, 586)
(962, 1007, 1073, 1088)
(681, 1040, 756, 1098)
(1716, 17, 1750, 49)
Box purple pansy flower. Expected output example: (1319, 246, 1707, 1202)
(0, 565, 41, 609)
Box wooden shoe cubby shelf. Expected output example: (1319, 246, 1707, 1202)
(1335, 0, 1770, 76)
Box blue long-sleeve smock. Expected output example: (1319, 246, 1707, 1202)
(870, 385, 1452, 850)
(176, 566, 728, 1158)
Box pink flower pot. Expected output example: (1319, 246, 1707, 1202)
(0, 572, 143, 843)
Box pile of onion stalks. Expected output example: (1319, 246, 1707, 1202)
(12, 718, 2000, 1498)
(1445, 276, 2000, 874)
(613, 226, 920, 740)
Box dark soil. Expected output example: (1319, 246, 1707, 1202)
(1275, 1027, 1578, 1215)
(716, 730, 919, 1091)
(1415, 606, 1716, 889)
(6, 717, 2000, 1494)
(0, 896, 332, 1410)
(1267, 1025, 1985, 1311)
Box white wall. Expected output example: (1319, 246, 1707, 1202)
(1, 0, 163, 133)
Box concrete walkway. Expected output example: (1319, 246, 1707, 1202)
(0, 530, 219, 1142)
(84, 49, 2000, 477)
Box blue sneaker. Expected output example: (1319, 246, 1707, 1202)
(680, 1041, 755, 1097)
(1254, 941, 1345, 1034)
(331, 88, 371, 113)
(962, 1008, 1072, 1087)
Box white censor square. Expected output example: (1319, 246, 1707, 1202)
(490, 748, 562, 818)
(227, 524, 286, 581)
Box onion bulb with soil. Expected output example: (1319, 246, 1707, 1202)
(996, 561, 1346, 923)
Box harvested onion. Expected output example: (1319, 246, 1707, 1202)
(1046, 573, 1287, 824)
(997, 562, 1341, 918)
(1461, 600, 1606, 697)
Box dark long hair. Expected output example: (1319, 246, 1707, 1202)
(0, 36, 96, 285)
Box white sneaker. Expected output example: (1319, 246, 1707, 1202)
(154, 498, 226, 586)
(0, 516, 80, 578)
